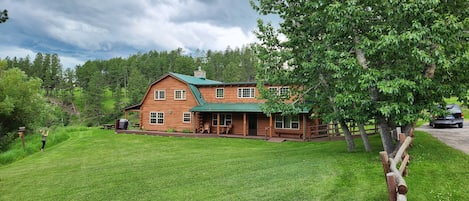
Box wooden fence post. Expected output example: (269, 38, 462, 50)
(381, 136, 413, 201)
(386, 172, 397, 201)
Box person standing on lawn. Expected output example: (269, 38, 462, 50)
(40, 129, 49, 152)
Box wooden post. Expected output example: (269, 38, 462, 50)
(217, 113, 220, 136)
(192, 112, 196, 134)
(302, 114, 307, 140)
(386, 172, 397, 201)
(243, 113, 247, 136)
(269, 115, 273, 138)
(380, 151, 390, 175)
(18, 127, 25, 151)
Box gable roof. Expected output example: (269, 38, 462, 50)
(124, 72, 310, 114)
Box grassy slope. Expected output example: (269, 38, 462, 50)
(1, 128, 468, 201)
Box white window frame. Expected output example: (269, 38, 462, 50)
(174, 90, 186, 100)
(216, 88, 224, 98)
(150, 112, 164, 125)
(212, 113, 232, 126)
(275, 115, 299, 129)
(280, 87, 290, 97)
(237, 87, 255, 98)
(268, 87, 278, 95)
(154, 90, 165, 100)
(183, 112, 191, 123)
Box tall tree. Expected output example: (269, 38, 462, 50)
(0, 9, 7, 23)
(83, 72, 105, 126)
(252, 0, 469, 153)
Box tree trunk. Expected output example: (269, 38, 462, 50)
(339, 119, 355, 152)
(358, 123, 372, 152)
(377, 114, 395, 154)
(319, 73, 355, 152)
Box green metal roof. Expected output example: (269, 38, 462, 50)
(190, 103, 264, 112)
(170, 72, 221, 85)
(188, 84, 206, 105)
(190, 103, 311, 114)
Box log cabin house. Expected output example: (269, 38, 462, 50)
(123, 68, 321, 140)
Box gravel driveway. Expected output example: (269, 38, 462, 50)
(416, 121, 469, 154)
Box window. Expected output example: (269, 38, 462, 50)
(150, 112, 164, 125)
(216, 88, 224, 98)
(154, 90, 165, 100)
(269, 87, 289, 97)
(280, 87, 290, 97)
(237, 87, 255, 98)
(174, 90, 186, 100)
(268, 87, 278, 95)
(212, 113, 232, 126)
(183, 112, 191, 123)
(275, 115, 299, 129)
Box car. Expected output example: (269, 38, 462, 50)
(429, 104, 464, 128)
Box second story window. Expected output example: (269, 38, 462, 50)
(269, 87, 278, 94)
(280, 87, 290, 97)
(216, 88, 224, 98)
(174, 90, 186, 100)
(154, 90, 165, 100)
(237, 87, 255, 98)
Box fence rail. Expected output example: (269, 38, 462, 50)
(380, 132, 414, 201)
(309, 122, 378, 139)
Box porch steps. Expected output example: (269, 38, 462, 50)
(267, 138, 286, 143)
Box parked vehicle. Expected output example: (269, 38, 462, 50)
(429, 104, 464, 128)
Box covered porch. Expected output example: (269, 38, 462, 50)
(190, 103, 313, 140)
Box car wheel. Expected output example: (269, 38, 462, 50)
(432, 123, 438, 128)
(458, 123, 463, 128)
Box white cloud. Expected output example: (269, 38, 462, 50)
(1, 0, 275, 67)
(0, 46, 85, 68)
(59, 56, 86, 69)
(0, 46, 36, 60)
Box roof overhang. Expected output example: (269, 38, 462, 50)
(124, 104, 141, 111)
(190, 103, 263, 113)
(190, 103, 310, 114)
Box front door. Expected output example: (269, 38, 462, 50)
(248, 114, 257, 136)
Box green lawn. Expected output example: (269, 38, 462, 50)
(1, 127, 468, 200)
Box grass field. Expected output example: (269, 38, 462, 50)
(1, 127, 468, 200)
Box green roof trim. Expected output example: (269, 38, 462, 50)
(170, 72, 221, 85)
(188, 84, 206, 105)
(190, 103, 264, 113)
(190, 103, 310, 113)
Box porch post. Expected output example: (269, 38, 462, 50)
(192, 112, 196, 134)
(303, 114, 307, 140)
(269, 115, 273, 138)
(243, 113, 247, 136)
(217, 113, 220, 136)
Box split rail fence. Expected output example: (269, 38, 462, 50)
(380, 132, 414, 201)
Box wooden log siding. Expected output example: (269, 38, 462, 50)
(380, 133, 413, 201)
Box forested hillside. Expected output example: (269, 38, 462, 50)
(2, 46, 258, 129)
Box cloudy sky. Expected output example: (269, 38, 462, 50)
(0, 0, 277, 68)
